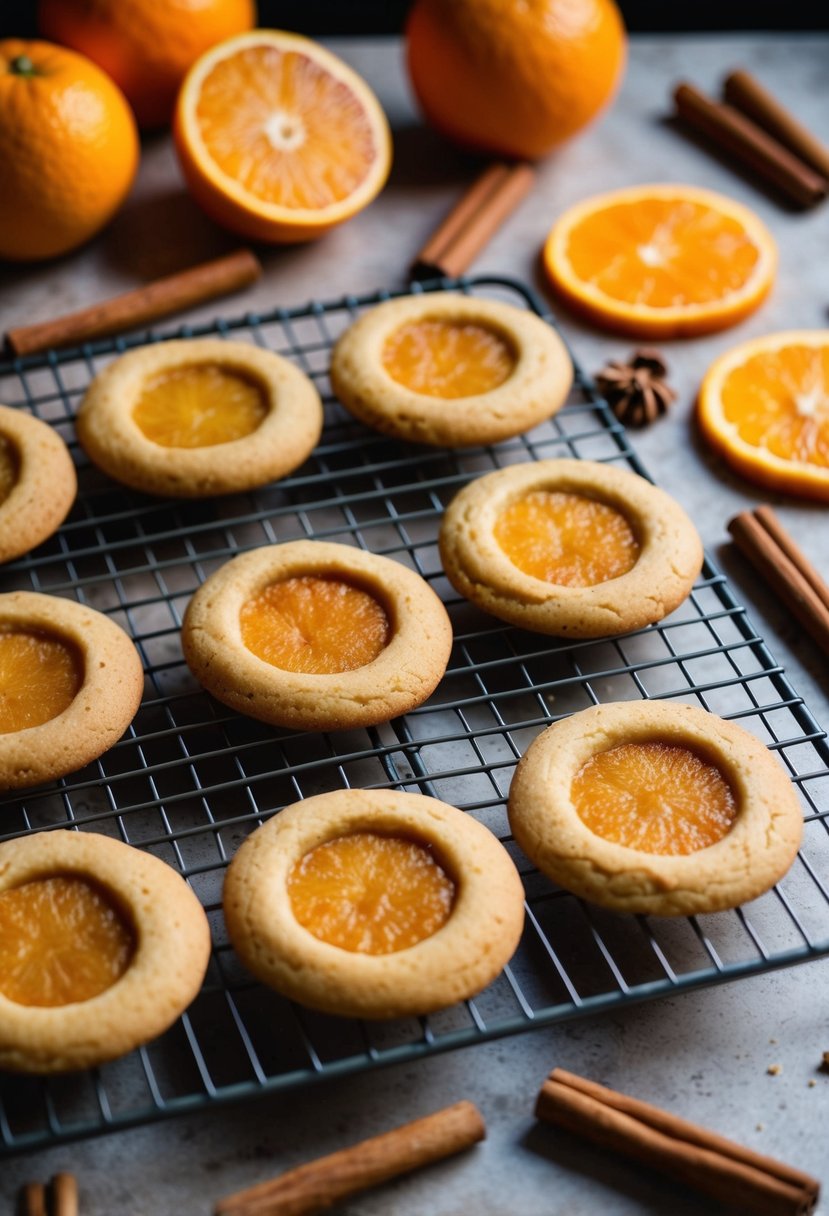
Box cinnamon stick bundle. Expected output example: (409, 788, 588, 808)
(411, 161, 536, 279)
(5, 249, 262, 356)
(728, 507, 829, 659)
(536, 1069, 820, 1215)
(673, 82, 827, 208)
(215, 1100, 485, 1216)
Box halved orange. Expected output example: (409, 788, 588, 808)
(174, 30, 392, 243)
(543, 184, 777, 338)
(698, 331, 829, 501)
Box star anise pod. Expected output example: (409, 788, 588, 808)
(594, 348, 678, 427)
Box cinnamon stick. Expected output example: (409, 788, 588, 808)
(728, 509, 829, 658)
(724, 70, 829, 182)
(5, 249, 262, 357)
(214, 1100, 485, 1216)
(536, 1069, 819, 1216)
(411, 161, 536, 279)
(21, 1183, 47, 1216)
(673, 82, 827, 208)
(51, 1172, 79, 1216)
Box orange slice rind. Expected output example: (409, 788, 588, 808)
(698, 330, 829, 501)
(174, 29, 392, 243)
(543, 184, 777, 338)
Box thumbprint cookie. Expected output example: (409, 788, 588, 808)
(439, 459, 703, 636)
(0, 591, 143, 788)
(223, 788, 525, 1019)
(76, 337, 323, 497)
(330, 292, 573, 447)
(0, 404, 76, 564)
(0, 829, 211, 1072)
(182, 540, 452, 731)
(508, 701, 803, 916)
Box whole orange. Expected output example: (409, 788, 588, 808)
(0, 40, 139, 262)
(406, 0, 626, 160)
(39, 0, 256, 129)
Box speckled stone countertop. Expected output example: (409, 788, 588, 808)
(1, 33, 828, 1216)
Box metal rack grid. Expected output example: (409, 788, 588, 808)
(1, 275, 828, 1155)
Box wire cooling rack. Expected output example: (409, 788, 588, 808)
(1, 275, 828, 1155)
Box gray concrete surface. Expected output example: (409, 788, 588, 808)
(1, 33, 828, 1215)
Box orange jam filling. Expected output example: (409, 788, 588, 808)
(240, 575, 390, 675)
(132, 363, 268, 448)
(493, 490, 640, 586)
(0, 629, 83, 734)
(288, 831, 456, 953)
(0, 875, 135, 1007)
(571, 741, 738, 855)
(382, 319, 515, 398)
(0, 435, 19, 506)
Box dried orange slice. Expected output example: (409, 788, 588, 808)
(543, 184, 776, 338)
(174, 30, 392, 243)
(698, 331, 829, 501)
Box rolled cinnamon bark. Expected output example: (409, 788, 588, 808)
(5, 249, 262, 356)
(536, 1069, 819, 1216)
(724, 70, 829, 181)
(52, 1172, 79, 1216)
(673, 82, 827, 208)
(412, 161, 536, 279)
(215, 1100, 486, 1216)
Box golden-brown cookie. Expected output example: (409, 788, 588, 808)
(508, 701, 803, 916)
(0, 591, 144, 788)
(75, 337, 323, 497)
(0, 404, 76, 564)
(182, 540, 452, 731)
(330, 292, 573, 447)
(0, 829, 211, 1073)
(223, 788, 525, 1019)
(439, 458, 703, 637)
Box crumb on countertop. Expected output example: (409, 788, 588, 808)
(767, 1064, 782, 1076)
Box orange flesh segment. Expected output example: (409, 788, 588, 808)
(132, 363, 268, 449)
(0, 630, 82, 734)
(240, 575, 390, 674)
(382, 320, 515, 398)
(565, 199, 762, 307)
(720, 344, 829, 467)
(494, 490, 639, 586)
(288, 831, 455, 954)
(0, 435, 18, 505)
(572, 741, 738, 855)
(195, 46, 378, 209)
(0, 875, 134, 1007)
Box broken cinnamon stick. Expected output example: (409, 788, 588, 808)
(215, 1100, 485, 1216)
(673, 82, 827, 208)
(724, 70, 829, 182)
(5, 248, 262, 356)
(536, 1068, 819, 1216)
(728, 508, 829, 659)
(51, 1172, 79, 1216)
(411, 161, 536, 279)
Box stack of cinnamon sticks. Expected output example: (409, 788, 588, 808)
(673, 70, 829, 207)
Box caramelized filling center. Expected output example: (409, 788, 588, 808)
(0, 875, 135, 1007)
(0, 629, 83, 734)
(494, 490, 640, 586)
(0, 435, 19, 506)
(132, 363, 268, 448)
(382, 319, 515, 398)
(288, 831, 456, 953)
(240, 575, 390, 674)
(572, 741, 738, 855)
